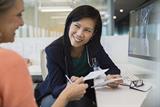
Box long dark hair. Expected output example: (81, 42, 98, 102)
(0, 0, 16, 14)
(63, 5, 102, 76)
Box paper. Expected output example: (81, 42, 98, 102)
(91, 78, 123, 88)
(83, 69, 108, 81)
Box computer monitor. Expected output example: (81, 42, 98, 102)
(128, 0, 160, 71)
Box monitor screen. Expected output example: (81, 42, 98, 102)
(128, 0, 160, 62)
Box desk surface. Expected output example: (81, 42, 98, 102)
(28, 63, 151, 106)
(95, 84, 149, 107)
(94, 64, 151, 107)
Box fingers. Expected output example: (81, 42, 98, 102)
(106, 74, 123, 88)
(76, 84, 88, 99)
(82, 83, 88, 89)
(74, 77, 84, 84)
(107, 74, 121, 79)
(65, 83, 88, 101)
(71, 76, 79, 82)
(107, 82, 119, 88)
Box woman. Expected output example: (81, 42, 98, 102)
(0, 0, 35, 107)
(35, 5, 123, 107)
(0, 0, 88, 107)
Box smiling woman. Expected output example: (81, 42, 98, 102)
(0, 1, 88, 107)
(0, 0, 38, 106)
(35, 5, 122, 107)
(69, 18, 95, 49)
(0, 0, 24, 43)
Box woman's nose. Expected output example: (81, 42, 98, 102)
(20, 18, 24, 26)
(76, 29, 83, 37)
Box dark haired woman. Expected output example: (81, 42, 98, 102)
(35, 5, 123, 107)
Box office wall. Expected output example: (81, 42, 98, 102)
(101, 35, 128, 64)
(0, 35, 128, 65)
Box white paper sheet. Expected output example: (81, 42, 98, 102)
(83, 69, 108, 81)
(91, 78, 123, 88)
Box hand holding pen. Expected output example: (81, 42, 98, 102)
(65, 75, 73, 84)
(63, 75, 88, 101)
(65, 75, 85, 84)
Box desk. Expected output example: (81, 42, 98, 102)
(94, 65, 151, 107)
(95, 84, 149, 107)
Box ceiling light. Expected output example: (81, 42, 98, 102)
(113, 16, 117, 19)
(51, 16, 66, 19)
(120, 9, 124, 13)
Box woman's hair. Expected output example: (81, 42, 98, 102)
(0, 0, 16, 14)
(63, 5, 102, 74)
(63, 5, 102, 48)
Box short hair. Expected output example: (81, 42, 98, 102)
(0, 0, 16, 14)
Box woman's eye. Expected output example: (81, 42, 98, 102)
(86, 29, 92, 32)
(17, 13, 22, 17)
(74, 24, 80, 28)
(85, 29, 94, 33)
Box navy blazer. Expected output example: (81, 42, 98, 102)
(35, 37, 120, 104)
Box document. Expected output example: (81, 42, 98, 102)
(91, 78, 123, 88)
(83, 69, 108, 81)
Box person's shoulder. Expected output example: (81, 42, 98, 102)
(0, 48, 25, 65)
(0, 48, 22, 57)
(88, 44, 104, 53)
(46, 36, 64, 53)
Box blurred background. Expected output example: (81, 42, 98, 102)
(20, 0, 152, 37)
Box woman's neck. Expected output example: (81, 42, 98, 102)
(71, 46, 85, 58)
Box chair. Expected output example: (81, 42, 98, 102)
(40, 49, 48, 80)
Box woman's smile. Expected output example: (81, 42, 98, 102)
(73, 35, 83, 42)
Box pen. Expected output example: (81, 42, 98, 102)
(65, 75, 73, 84)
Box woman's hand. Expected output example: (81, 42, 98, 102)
(106, 74, 123, 88)
(70, 76, 84, 83)
(62, 77, 88, 101)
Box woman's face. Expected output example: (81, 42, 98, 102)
(0, 0, 24, 43)
(69, 18, 95, 48)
